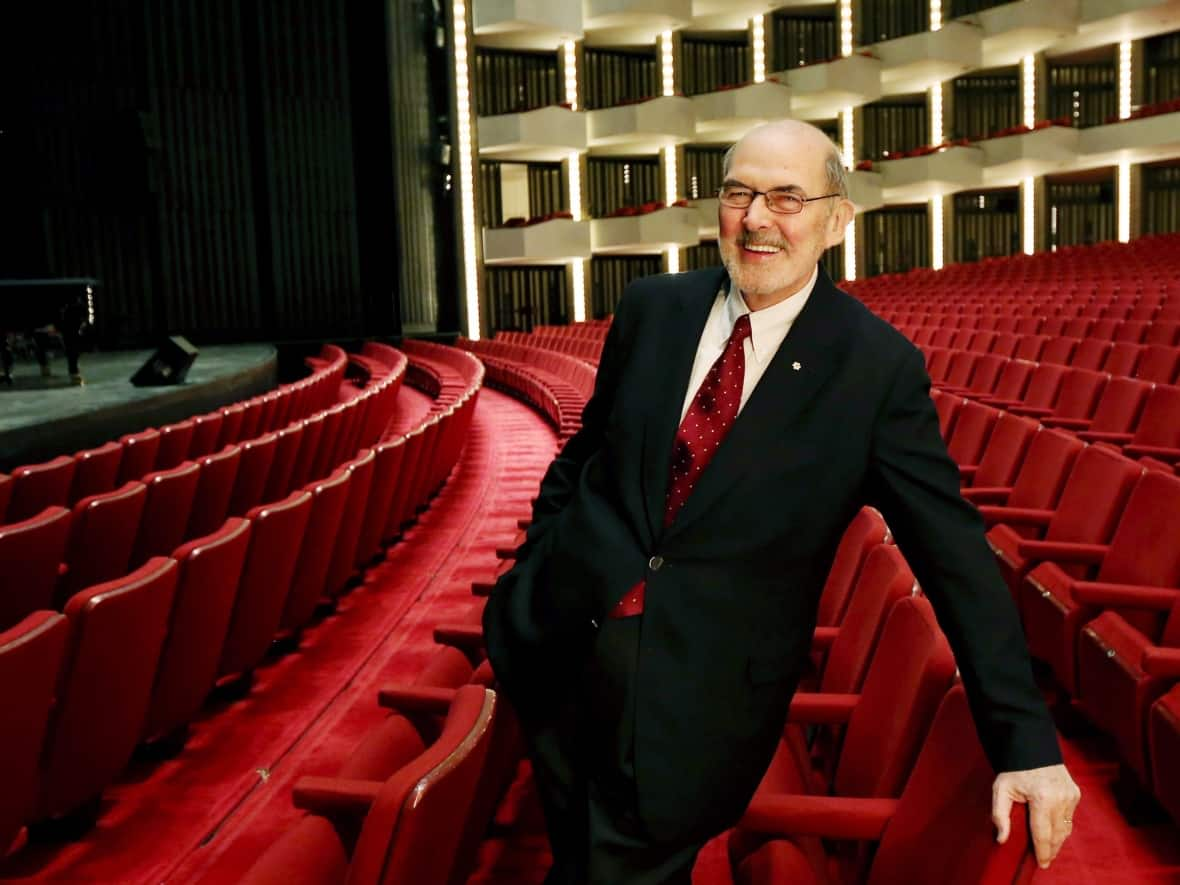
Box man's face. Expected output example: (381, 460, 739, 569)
(717, 130, 850, 308)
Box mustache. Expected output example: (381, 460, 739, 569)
(738, 234, 788, 250)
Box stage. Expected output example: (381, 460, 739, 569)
(0, 344, 277, 471)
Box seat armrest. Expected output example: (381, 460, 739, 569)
(1077, 430, 1133, 444)
(1142, 647, 1180, 679)
(293, 776, 382, 817)
(959, 464, 979, 481)
(961, 486, 1013, 506)
(976, 506, 1053, 528)
(1042, 416, 1091, 430)
(1013, 540, 1109, 564)
(433, 623, 485, 650)
(739, 794, 897, 840)
(811, 626, 839, 652)
(786, 692, 859, 724)
(1009, 405, 1054, 418)
(1070, 582, 1178, 610)
(376, 685, 457, 714)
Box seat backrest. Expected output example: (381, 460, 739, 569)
(8, 455, 77, 523)
(971, 413, 1038, 489)
(1103, 342, 1145, 377)
(354, 437, 408, 571)
(989, 332, 1021, 358)
(62, 481, 149, 604)
(1051, 368, 1108, 420)
(944, 351, 979, 388)
(834, 596, 957, 799)
(964, 353, 1007, 395)
(1006, 428, 1085, 510)
(39, 557, 178, 820)
(0, 610, 69, 853)
(188, 411, 225, 459)
(237, 397, 265, 443)
(1013, 335, 1049, 362)
(0, 507, 71, 628)
(821, 545, 916, 695)
(155, 419, 197, 471)
(1145, 320, 1180, 347)
(1045, 446, 1142, 545)
(930, 391, 961, 440)
(142, 518, 252, 745)
(1072, 338, 1112, 371)
(1098, 469, 1180, 587)
(281, 467, 352, 635)
(1134, 345, 1180, 384)
(0, 473, 10, 524)
(868, 684, 1036, 885)
(70, 441, 124, 504)
(227, 431, 279, 517)
(311, 404, 349, 482)
(1129, 383, 1180, 449)
(1040, 336, 1078, 366)
(990, 359, 1036, 402)
(188, 445, 242, 538)
(347, 686, 497, 885)
(117, 429, 162, 485)
(218, 403, 246, 448)
(1088, 376, 1152, 433)
(132, 460, 202, 564)
(1116, 320, 1151, 343)
(1022, 362, 1070, 409)
(288, 413, 326, 491)
(815, 507, 891, 628)
(325, 449, 376, 598)
(262, 422, 305, 503)
(947, 401, 1000, 466)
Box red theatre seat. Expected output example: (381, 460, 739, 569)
(0, 611, 68, 855)
(69, 441, 124, 504)
(131, 460, 201, 565)
(324, 449, 376, 600)
(188, 411, 225, 459)
(0, 507, 71, 629)
(235, 685, 497, 885)
(58, 481, 149, 606)
(945, 400, 1000, 467)
(964, 426, 1082, 516)
(0, 472, 10, 523)
(959, 412, 1038, 489)
(218, 489, 313, 682)
(7, 455, 77, 523)
(262, 422, 305, 504)
(117, 429, 162, 485)
(353, 436, 408, 569)
(279, 467, 352, 638)
(187, 444, 242, 539)
(288, 413, 326, 492)
(227, 431, 279, 517)
(34, 558, 179, 826)
(814, 507, 891, 630)
(155, 418, 196, 471)
(1149, 685, 1180, 824)
(733, 685, 1036, 885)
(142, 518, 253, 747)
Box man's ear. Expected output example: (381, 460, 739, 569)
(826, 198, 855, 247)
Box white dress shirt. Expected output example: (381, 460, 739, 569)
(679, 267, 819, 423)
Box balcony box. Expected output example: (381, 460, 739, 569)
(979, 125, 1080, 185)
(691, 81, 793, 140)
(591, 206, 700, 253)
(975, 0, 1079, 68)
(587, 96, 695, 155)
(846, 169, 884, 213)
(1048, 0, 1180, 56)
(474, 0, 583, 49)
(478, 106, 587, 162)
(582, 0, 692, 44)
(690, 197, 719, 239)
(1079, 110, 1180, 167)
(878, 145, 983, 201)
(781, 54, 883, 119)
(483, 218, 592, 264)
(875, 22, 982, 94)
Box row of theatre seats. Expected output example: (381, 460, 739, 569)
(493, 321, 608, 363)
(0, 339, 486, 860)
(225, 339, 1039, 884)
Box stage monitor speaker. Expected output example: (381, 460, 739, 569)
(131, 336, 199, 386)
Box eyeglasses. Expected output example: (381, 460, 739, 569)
(718, 185, 841, 215)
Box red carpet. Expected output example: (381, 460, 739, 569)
(4, 384, 1179, 883)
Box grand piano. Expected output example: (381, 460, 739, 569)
(0, 278, 97, 384)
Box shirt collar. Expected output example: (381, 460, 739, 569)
(723, 266, 819, 364)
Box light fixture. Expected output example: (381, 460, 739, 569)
(930, 0, 941, 32)
(841, 107, 855, 169)
(844, 223, 857, 281)
(568, 150, 582, 221)
(840, 0, 853, 57)
(664, 145, 678, 206)
(1022, 176, 1035, 255)
(1119, 41, 1132, 120)
(564, 41, 579, 111)
(930, 83, 943, 146)
(666, 245, 680, 274)
(752, 16, 766, 83)
(1021, 54, 1036, 129)
(661, 30, 675, 97)
(452, 0, 480, 339)
(572, 259, 587, 322)
(1117, 160, 1131, 243)
(931, 198, 944, 270)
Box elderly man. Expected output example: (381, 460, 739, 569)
(483, 119, 1080, 885)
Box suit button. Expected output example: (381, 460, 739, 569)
(648, 555, 664, 571)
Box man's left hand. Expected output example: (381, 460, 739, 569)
(992, 763, 1081, 869)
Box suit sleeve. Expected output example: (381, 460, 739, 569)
(865, 345, 1062, 773)
(508, 286, 635, 564)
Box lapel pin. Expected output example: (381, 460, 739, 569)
(792, 361, 802, 371)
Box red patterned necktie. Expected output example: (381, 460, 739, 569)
(608, 313, 752, 619)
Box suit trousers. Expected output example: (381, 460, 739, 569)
(524, 615, 705, 885)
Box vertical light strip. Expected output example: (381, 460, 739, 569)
(1117, 160, 1131, 243)
(930, 83, 943, 145)
(660, 31, 675, 97)
(452, 0, 480, 339)
(931, 198, 944, 270)
(840, 0, 853, 56)
(572, 259, 587, 322)
(930, 0, 942, 31)
(1022, 176, 1035, 255)
(568, 151, 583, 221)
(1021, 54, 1036, 128)
(841, 107, 855, 168)
(564, 40, 579, 111)
(1119, 41, 1132, 119)
(666, 246, 680, 274)
(844, 223, 857, 281)
(752, 15, 766, 83)
(663, 145, 678, 205)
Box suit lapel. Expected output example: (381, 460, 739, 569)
(661, 267, 856, 540)
(640, 269, 727, 539)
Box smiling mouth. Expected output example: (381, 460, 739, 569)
(742, 243, 783, 255)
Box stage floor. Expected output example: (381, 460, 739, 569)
(0, 345, 277, 471)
